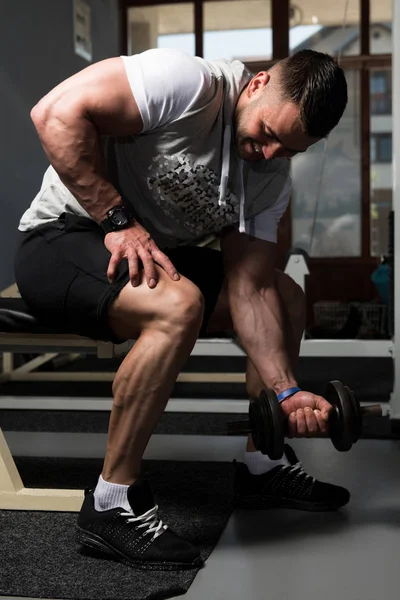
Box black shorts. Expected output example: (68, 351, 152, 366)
(14, 213, 225, 342)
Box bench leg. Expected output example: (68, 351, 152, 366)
(0, 352, 13, 383)
(0, 428, 84, 511)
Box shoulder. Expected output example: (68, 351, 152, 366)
(121, 48, 212, 87)
(121, 49, 214, 131)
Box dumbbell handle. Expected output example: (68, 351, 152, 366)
(226, 419, 253, 435)
(360, 404, 382, 417)
(227, 403, 383, 437)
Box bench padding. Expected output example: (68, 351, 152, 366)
(0, 298, 56, 334)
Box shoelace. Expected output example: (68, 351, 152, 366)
(120, 504, 168, 539)
(287, 463, 316, 485)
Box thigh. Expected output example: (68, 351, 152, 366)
(15, 213, 130, 341)
(15, 221, 224, 342)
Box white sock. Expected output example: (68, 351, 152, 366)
(94, 475, 132, 512)
(244, 451, 290, 475)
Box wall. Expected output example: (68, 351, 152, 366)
(0, 0, 121, 290)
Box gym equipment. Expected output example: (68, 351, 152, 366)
(227, 380, 383, 459)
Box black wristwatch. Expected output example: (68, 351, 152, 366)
(100, 203, 134, 234)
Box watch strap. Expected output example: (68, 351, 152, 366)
(100, 203, 134, 233)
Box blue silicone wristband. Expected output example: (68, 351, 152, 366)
(277, 387, 301, 403)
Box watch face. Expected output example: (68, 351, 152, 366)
(112, 209, 128, 227)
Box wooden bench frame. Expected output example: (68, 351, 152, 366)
(0, 329, 129, 511)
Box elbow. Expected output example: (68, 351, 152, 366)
(30, 103, 40, 124)
(31, 92, 62, 132)
(30, 100, 49, 134)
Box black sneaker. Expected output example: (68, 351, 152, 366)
(76, 478, 203, 570)
(234, 445, 350, 512)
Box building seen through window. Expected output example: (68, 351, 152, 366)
(288, 4, 392, 258)
(370, 70, 392, 114)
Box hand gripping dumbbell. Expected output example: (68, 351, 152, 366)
(227, 380, 382, 460)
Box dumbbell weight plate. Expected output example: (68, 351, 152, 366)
(345, 383, 362, 444)
(327, 380, 358, 451)
(331, 380, 362, 445)
(249, 389, 285, 459)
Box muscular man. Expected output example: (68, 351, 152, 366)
(15, 48, 349, 570)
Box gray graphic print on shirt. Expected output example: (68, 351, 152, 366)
(146, 154, 239, 236)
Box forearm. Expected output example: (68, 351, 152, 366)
(31, 104, 120, 223)
(229, 282, 298, 395)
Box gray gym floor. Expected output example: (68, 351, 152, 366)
(175, 438, 400, 600)
(2, 435, 400, 600)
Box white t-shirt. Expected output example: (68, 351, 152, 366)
(20, 49, 291, 246)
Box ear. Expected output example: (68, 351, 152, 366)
(246, 72, 270, 98)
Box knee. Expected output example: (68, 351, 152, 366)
(159, 280, 205, 337)
(108, 273, 205, 342)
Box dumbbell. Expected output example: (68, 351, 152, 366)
(226, 380, 382, 459)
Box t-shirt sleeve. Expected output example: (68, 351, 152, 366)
(244, 172, 292, 243)
(121, 49, 212, 132)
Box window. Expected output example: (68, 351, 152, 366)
(370, 71, 392, 114)
(291, 70, 361, 258)
(370, 0, 392, 54)
(289, 0, 360, 56)
(370, 66, 392, 256)
(289, 3, 363, 258)
(371, 133, 392, 163)
(203, 0, 271, 61)
(127, 4, 195, 56)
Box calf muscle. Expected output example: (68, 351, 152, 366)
(102, 268, 204, 484)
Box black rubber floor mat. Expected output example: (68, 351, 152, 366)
(1, 458, 233, 600)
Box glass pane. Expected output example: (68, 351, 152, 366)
(378, 135, 392, 163)
(291, 70, 361, 257)
(289, 1, 360, 57)
(128, 4, 195, 56)
(203, 0, 271, 61)
(370, 68, 392, 257)
(370, 70, 392, 115)
(370, 0, 392, 54)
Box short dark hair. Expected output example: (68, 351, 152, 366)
(277, 49, 348, 138)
